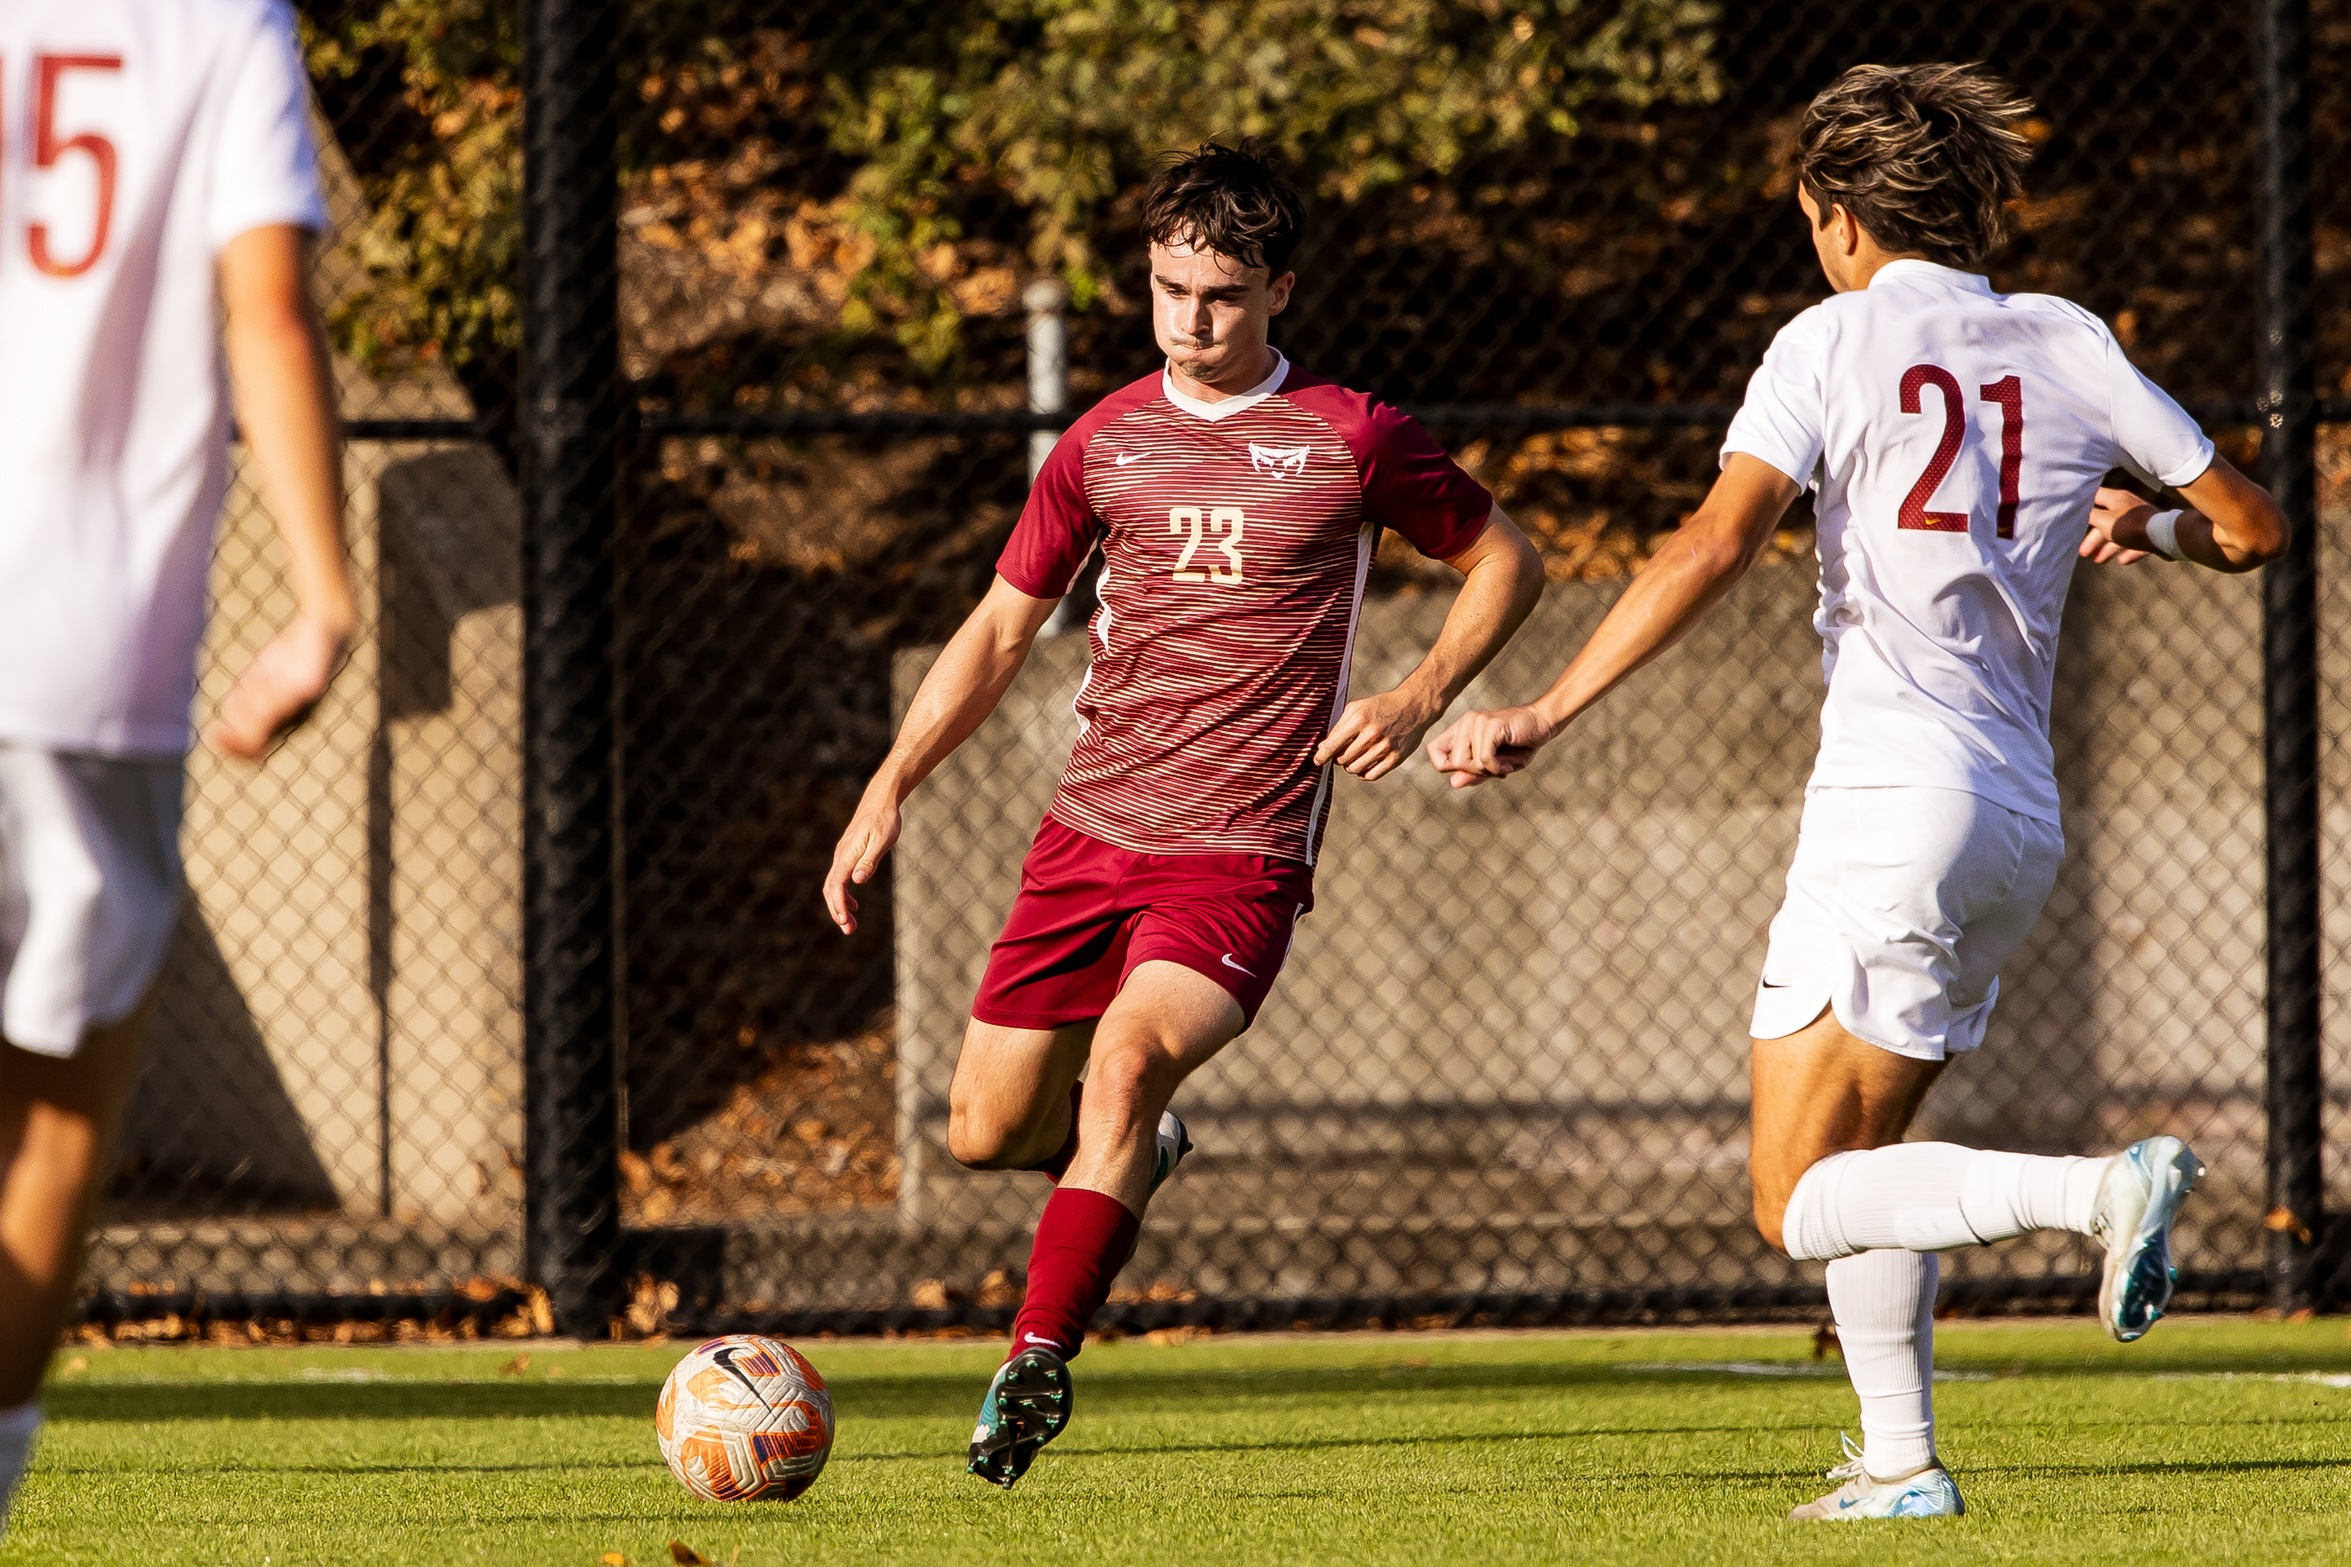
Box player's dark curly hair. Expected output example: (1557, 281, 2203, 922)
(1796, 63, 2036, 269)
(1140, 143, 1307, 277)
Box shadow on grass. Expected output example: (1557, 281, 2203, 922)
(1981, 1454, 2351, 1481)
(37, 1456, 663, 1478)
(835, 1421, 1764, 1468)
(47, 1360, 1748, 1425)
(46, 1383, 657, 1423)
(48, 1342, 2351, 1427)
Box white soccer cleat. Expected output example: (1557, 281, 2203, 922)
(1148, 1110, 1193, 1197)
(1789, 1435, 1965, 1521)
(2091, 1135, 2205, 1343)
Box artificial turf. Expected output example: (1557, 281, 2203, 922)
(5, 1317, 2349, 1565)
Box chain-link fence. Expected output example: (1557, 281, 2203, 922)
(82, 0, 2351, 1341)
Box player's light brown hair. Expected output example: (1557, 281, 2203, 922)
(1140, 143, 1307, 278)
(1796, 63, 2036, 269)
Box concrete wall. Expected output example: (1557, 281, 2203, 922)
(114, 444, 525, 1239)
(896, 548, 2290, 1294)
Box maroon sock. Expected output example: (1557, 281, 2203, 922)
(1008, 1186, 1140, 1362)
(1020, 1083, 1084, 1181)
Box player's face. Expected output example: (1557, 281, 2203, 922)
(1150, 239, 1294, 389)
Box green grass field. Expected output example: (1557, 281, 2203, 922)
(7, 1318, 2350, 1565)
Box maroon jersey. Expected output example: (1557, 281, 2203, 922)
(997, 356, 1492, 863)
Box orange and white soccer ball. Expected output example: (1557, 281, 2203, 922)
(655, 1335, 835, 1502)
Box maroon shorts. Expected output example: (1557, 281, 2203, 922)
(970, 816, 1314, 1031)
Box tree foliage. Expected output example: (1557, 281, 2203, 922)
(302, 0, 521, 383)
(299, 0, 1717, 381)
(831, 0, 1721, 366)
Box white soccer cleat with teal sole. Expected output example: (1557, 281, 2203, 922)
(2092, 1134, 2205, 1343)
(1149, 1110, 1192, 1197)
(1789, 1437, 1965, 1521)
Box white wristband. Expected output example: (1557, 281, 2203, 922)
(2142, 508, 2185, 561)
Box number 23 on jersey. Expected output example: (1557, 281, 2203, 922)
(1899, 365, 2026, 540)
(1169, 506, 1247, 586)
(1, 53, 124, 277)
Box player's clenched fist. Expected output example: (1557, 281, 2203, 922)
(1426, 704, 1554, 789)
(207, 613, 348, 761)
(824, 792, 902, 935)
(1314, 687, 1440, 781)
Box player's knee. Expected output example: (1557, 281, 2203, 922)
(1750, 1170, 1794, 1254)
(1084, 1037, 1179, 1122)
(944, 1096, 1025, 1171)
(1752, 1186, 1791, 1255)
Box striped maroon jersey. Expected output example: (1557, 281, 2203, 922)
(997, 355, 1492, 863)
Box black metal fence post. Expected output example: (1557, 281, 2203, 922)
(2257, 0, 2323, 1314)
(520, 0, 625, 1337)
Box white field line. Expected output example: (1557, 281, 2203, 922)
(2152, 1371, 2351, 1389)
(1615, 1360, 1991, 1382)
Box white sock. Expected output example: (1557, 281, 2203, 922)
(1782, 1143, 2112, 1261)
(0, 1401, 40, 1530)
(1827, 1250, 1937, 1480)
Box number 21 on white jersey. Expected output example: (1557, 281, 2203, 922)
(1895, 366, 2025, 539)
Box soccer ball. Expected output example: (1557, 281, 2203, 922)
(655, 1335, 835, 1502)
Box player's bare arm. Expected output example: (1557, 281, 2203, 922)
(824, 576, 1058, 933)
(2080, 454, 2290, 572)
(1314, 506, 1542, 781)
(1427, 454, 1800, 787)
(209, 225, 355, 761)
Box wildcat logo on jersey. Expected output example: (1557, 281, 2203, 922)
(1249, 443, 1311, 478)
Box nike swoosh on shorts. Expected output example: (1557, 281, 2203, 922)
(1221, 954, 1255, 976)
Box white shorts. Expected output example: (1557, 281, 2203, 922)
(1751, 786, 2062, 1062)
(0, 746, 185, 1058)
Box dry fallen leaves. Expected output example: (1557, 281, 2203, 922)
(667, 1543, 709, 1566)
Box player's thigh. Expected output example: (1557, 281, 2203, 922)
(947, 1016, 1095, 1143)
(1087, 960, 1246, 1106)
(1749, 1007, 1945, 1214)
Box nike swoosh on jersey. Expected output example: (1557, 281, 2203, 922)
(1221, 954, 1255, 977)
(1114, 451, 1146, 466)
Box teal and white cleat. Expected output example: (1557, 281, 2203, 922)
(2092, 1135, 2205, 1343)
(1149, 1110, 1192, 1197)
(1789, 1436, 1964, 1521)
(968, 1345, 1072, 1489)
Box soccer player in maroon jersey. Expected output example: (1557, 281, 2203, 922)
(822, 143, 1543, 1488)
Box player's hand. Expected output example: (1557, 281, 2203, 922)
(205, 614, 346, 761)
(1426, 705, 1554, 789)
(824, 791, 903, 935)
(1315, 687, 1440, 781)
(2081, 486, 2156, 566)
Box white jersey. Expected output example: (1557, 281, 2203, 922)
(0, 0, 325, 757)
(1723, 259, 2214, 824)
